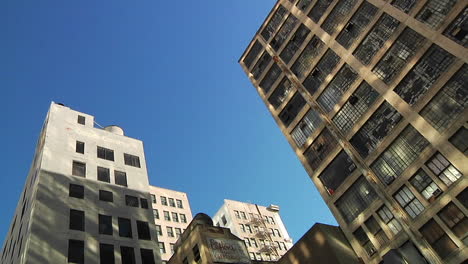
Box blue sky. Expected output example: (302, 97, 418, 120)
(1, 0, 336, 242)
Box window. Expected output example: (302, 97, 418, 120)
(426, 152, 463, 186)
(371, 125, 430, 185)
(139, 198, 148, 209)
(296, 0, 313, 11)
(270, 14, 299, 51)
(155, 225, 162, 236)
(336, 1, 378, 49)
(335, 177, 378, 223)
(161, 196, 168, 206)
(377, 205, 402, 235)
(183, 258, 188, 264)
(251, 238, 258, 248)
(241, 211, 247, 219)
(97, 167, 110, 183)
(394, 186, 425, 218)
(118, 217, 132, 238)
(317, 64, 359, 113)
(68, 239, 84, 264)
(261, 5, 288, 41)
(443, 7, 468, 46)
(321, 0, 358, 35)
(245, 224, 252, 233)
(250, 252, 255, 260)
(308, 0, 333, 23)
(168, 198, 175, 207)
(333, 81, 380, 134)
(97, 146, 114, 161)
(151, 194, 157, 203)
(244, 238, 251, 247)
(99, 214, 113, 235)
(438, 202, 468, 243)
(449, 127, 468, 155)
(365, 216, 388, 248)
(69, 209, 85, 231)
(176, 199, 183, 208)
(99, 190, 113, 202)
(394, 45, 455, 106)
(69, 184, 84, 199)
(77, 115, 85, 125)
(304, 128, 338, 171)
(72, 161, 86, 177)
(269, 216, 275, 224)
(120, 246, 135, 264)
(167, 226, 174, 237)
(137, 221, 151, 240)
(175, 228, 182, 238)
(280, 24, 310, 64)
(193, 244, 201, 262)
(278, 92, 306, 127)
(291, 36, 325, 80)
(410, 170, 442, 200)
(170, 243, 175, 254)
(291, 108, 323, 147)
(243, 41, 263, 69)
(303, 49, 340, 95)
(180, 214, 187, 223)
(420, 64, 467, 132)
(417, 0, 457, 29)
(391, 0, 417, 13)
(259, 63, 282, 93)
(100, 243, 114, 264)
(125, 195, 139, 207)
(164, 211, 171, 221)
(158, 242, 166, 254)
(354, 227, 376, 256)
(354, 13, 400, 65)
(172, 212, 179, 222)
(350, 102, 402, 158)
(268, 78, 294, 109)
(275, 229, 282, 237)
(457, 188, 468, 209)
(114, 170, 127, 187)
(319, 151, 356, 194)
(76, 141, 84, 154)
(420, 219, 458, 259)
(251, 51, 272, 80)
(234, 210, 241, 219)
(153, 209, 159, 219)
(124, 153, 140, 168)
(240, 224, 245, 232)
(140, 249, 155, 264)
(221, 215, 226, 225)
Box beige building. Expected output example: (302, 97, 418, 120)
(212, 199, 293, 262)
(239, 0, 467, 263)
(148, 185, 193, 264)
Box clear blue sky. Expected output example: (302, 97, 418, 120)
(1, 0, 336, 242)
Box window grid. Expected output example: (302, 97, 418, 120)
(391, 0, 417, 13)
(449, 127, 468, 155)
(291, 36, 325, 79)
(251, 51, 272, 80)
(426, 152, 463, 187)
(317, 64, 358, 113)
(268, 77, 294, 109)
(420, 64, 468, 132)
(377, 205, 402, 235)
(371, 125, 430, 185)
(336, 1, 378, 49)
(280, 24, 310, 64)
(243, 41, 263, 69)
(410, 169, 441, 200)
(394, 45, 455, 106)
(443, 7, 468, 47)
(335, 177, 378, 223)
(291, 108, 323, 147)
(354, 227, 376, 256)
(321, 0, 358, 36)
(318, 151, 356, 193)
(394, 186, 425, 218)
(261, 5, 288, 41)
(419, 219, 459, 259)
(416, 0, 457, 29)
(308, 0, 334, 23)
(271, 15, 299, 51)
(373, 28, 426, 84)
(278, 92, 306, 127)
(303, 128, 338, 170)
(365, 216, 389, 248)
(259, 63, 282, 93)
(354, 14, 400, 65)
(302, 49, 341, 95)
(438, 202, 468, 242)
(332, 82, 380, 134)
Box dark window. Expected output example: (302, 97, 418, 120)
(333, 81, 380, 134)
(280, 24, 310, 64)
(420, 219, 458, 259)
(140, 249, 155, 264)
(69, 209, 85, 231)
(100, 243, 114, 264)
(278, 92, 306, 127)
(99, 214, 113, 235)
(261, 5, 288, 41)
(335, 177, 378, 223)
(350, 102, 402, 158)
(371, 125, 430, 185)
(410, 170, 442, 200)
(426, 152, 463, 186)
(308, 0, 334, 23)
(120, 246, 135, 264)
(270, 15, 299, 51)
(416, 0, 457, 29)
(457, 188, 468, 210)
(321, 0, 358, 35)
(68, 239, 84, 264)
(365, 216, 389, 248)
(377, 205, 402, 235)
(176, 199, 183, 208)
(97, 167, 110, 183)
(303, 49, 341, 95)
(291, 36, 325, 79)
(291, 108, 323, 147)
(124, 154, 140, 168)
(140, 198, 148, 209)
(97, 146, 114, 161)
(304, 128, 338, 170)
(193, 244, 201, 262)
(354, 13, 400, 65)
(161, 196, 167, 205)
(354, 227, 376, 256)
(268, 77, 294, 109)
(125, 195, 139, 207)
(99, 190, 113, 202)
(420, 64, 468, 132)
(137, 221, 151, 240)
(243, 41, 263, 69)
(438, 202, 468, 243)
(449, 126, 468, 155)
(394, 45, 455, 106)
(336, 1, 378, 49)
(394, 186, 425, 218)
(222, 215, 227, 225)
(317, 64, 359, 113)
(72, 161, 86, 177)
(443, 7, 468, 47)
(251, 51, 272, 80)
(69, 184, 84, 199)
(319, 151, 356, 194)
(296, 0, 313, 11)
(151, 194, 157, 203)
(391, 0, 417, 13)
(259, 63, 282, 93)
(77, 115, 85, 125)
(76, 141, 84, 154)
(115, 170, 127, 187)
(118, 217, 132, 238)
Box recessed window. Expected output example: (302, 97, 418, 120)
(170, 243, 175, 254)
(304, 128, 338, 171)
(118, 217, 132, 238)
(69, 184, 84, 199)
(319, 150, 356, 194)
(303, 49, 340, 95)
(181, 214, 187, 223)
(278, 92, 306, 127)
(438, 202, 468, 243)
(270, 14, 299, 51)
(336, 1, 378, 49)
(158, 242, 166, 254)
(120, 246, 135, 264)
(321, 0, 358, 36)
(69, 209, 85, 231)
(140, 248, 155, 264)
(394, 186, 425, 218)
(151, 194, 157, 203)
(426, 152, 463, 187)
(449, 127, 468, 155)
(365, 216, 388, 249)
(443, 7, 468, 47)
(97, 167, 110, 183)
(76, 141, 84, 154)
(77, 115, 85, 125)
(72, 161, 86, 177)
(99, 214, 113, 235)
(377, 205, 402, 235)
(161, 196, 167, 206)
(153, 209, 159, 219)
(260, 5, 287, 41)
(167, 226, 174, 237)
(155, 224, 162, 236)
(97, 146, 114, 161)
(419, 219, 458, 259)
(99, 243, 114, 264)
(140, 198, 148, 209)
(115, 171, 127, 187)
(137, 221, 151, 240)
(457, 188, 468, 209)
(308, 0, 333, 23)
(243, 40, 263, 69)
(193, 244, 201, 262)
(125, 195, 139, 207)
(124, 153, 141, 168)
(335, 177, 378, 223)
(68, 239, 84, 264)
(409, 170, 442, 200)
(99, 190, 113, 202)
(176, 199, 183, 208)
(175, 228, 182, 238)
(172, 212, 179, 223)
(163, 211, 171, 221)
(354, 227, 376, 256)
(168, 198, 175, 207)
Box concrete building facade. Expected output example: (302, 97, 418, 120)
(239, 1, 468, 263)
(148, 185, 193, 264)
(212, 199, 293, 262)
(1, 102, 162, 264)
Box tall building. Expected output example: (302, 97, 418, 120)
(212, 199, 293, 262)
(1, 103, 161, 264)
(148, 185, 193, 264)
(239, 1, 467, 263)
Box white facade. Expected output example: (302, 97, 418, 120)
(212, 199, 293, 262)
(1, 102, 162, 264)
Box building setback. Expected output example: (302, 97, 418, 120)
(149, 185, 193, 264)
(1, 103, 162, 264)
(212, 199, 293, 262)
(239, 1, 467, 263)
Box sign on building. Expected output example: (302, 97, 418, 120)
(207, 237, 251, 263)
